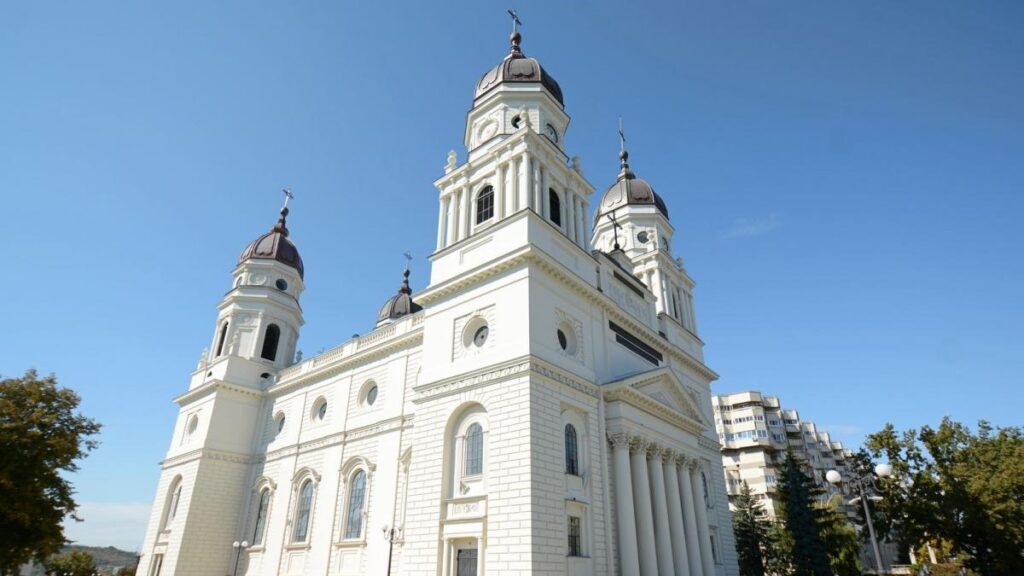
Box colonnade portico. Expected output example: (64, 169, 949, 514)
(608, 432, 716, 576)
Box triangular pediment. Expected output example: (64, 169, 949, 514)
(603, 367, 709, 432)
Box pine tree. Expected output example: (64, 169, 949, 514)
(775, 450, 831, 576)
(732, 482, 769, 576)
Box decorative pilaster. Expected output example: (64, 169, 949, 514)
(689, 461, 716, 575)
(608, 433, 640, 576)
(446, 194, 457, 247)
(630, 438, 657, 576)
(460, 184, 471, 239)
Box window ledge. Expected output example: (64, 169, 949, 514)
(284, 543, 311, 551)
(334, 539, 367, 549)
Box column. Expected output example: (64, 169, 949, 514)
(582, 200, 592, 251)
(648, 447, 677, 576)
(663, 455, 692, 576)
(460, 184, 471, 239)
(511, 157, 520, 212)
(534, 163, 543, 214)
(677, 458, 703, 576)
(576, 197, 585, 245)
(630, 439, 657, 576)
(566, 191, 576, 240)
(446, 193, 457, 246)
(609, 434, 640, 576)
(496, 162, 506, 219)
(689, 463, 716, 576)
(522, 153, 532, 210)
(436, 196, 447, 250)
(539, 167, 548, 219)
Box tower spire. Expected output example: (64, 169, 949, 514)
(617, 117, 634, 181)
(507, 9, 523, 54)
(400, 251, 413, 294)
(274, 188, 294, 236)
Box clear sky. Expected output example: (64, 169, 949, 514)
(2, 0, 1022, 552)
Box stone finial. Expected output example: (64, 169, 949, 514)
(445, 150, 458, 174)
(295, 349, 303, 363)
(518, 106, 532, 129)
(197, 347, 209, 369)
(571, 155, 583, 175)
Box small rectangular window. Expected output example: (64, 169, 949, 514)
(149, 554, 164, 576)
(567, 516, 582, 557)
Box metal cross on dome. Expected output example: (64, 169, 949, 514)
(403, 251, 413, 271)
(281, 188, 294, 209)
(618, 117, 627, 152)
(609, 211, 622, 251)
(508, 9, 522, 34)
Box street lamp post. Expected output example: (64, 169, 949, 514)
(231, 540, 249, 576)
(826, 463, 892, 575)
(382, 524, 403, 575)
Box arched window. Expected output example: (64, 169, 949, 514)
(261, 324, 281, 361)
(344, 470, 367, 539)
(215, 322, 229, 356)
(476, 186, 494, 224)
(464, 423, 483, 476)
(564, 424, 579, 476)
(548, 188, 561, 227)
(251, 488, 271, 544)
(161, 477, 182, 531)
(292, 479, 314, 543)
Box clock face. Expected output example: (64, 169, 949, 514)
(545, 124, 559, 143)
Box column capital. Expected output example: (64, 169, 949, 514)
(607, 431, 632, 449)
(630, 436, 651, 455)
(659, 447, 677, 463)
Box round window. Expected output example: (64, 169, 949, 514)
(637, 231, 649, 244)
(312, 398, 327, 421)
(187, 415, 199, 435)
(275, 413, 286, 434)
(473, 325, 489, 347)
(366, 385, 378, 406)
(511, 115, 521, 129)
(556, 322, 578, 356)
(275, 278, 288, 291)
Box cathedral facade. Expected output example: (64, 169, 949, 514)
(137, 28, 739, 576)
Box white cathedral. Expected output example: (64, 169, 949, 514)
(138, 26, 739, 576)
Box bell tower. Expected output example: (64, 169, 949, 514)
(430, 24, 594, 287)
(193, 192, 306, 390)
(592, 137, 703, 354)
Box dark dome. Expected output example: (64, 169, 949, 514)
(594, 151, 669, 225)
(376, 269, 423, 326)
(238, 207, 304, 279)
(474, 32, 563, 106)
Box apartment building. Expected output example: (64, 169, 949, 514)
(712, 391, 855, 518)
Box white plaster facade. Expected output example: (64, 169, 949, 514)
(138, 30, 738, 576)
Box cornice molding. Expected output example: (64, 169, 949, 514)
(161, 448, 253, 469)
(413, 357, 532, 403)
(260, 416, 408, 463)
(603, 386, 704, 437)
(269, 331, 422, 396)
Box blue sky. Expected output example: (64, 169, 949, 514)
(2, 1, 1022, 551)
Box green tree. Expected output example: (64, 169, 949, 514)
(865, 418, 1024, 576)
(0, 371, 101, 575)
(775, 450, 831, 576)
(44, 551, 97, 576)
(732, 482, 771, 576)
(819, 499, 862, 576)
